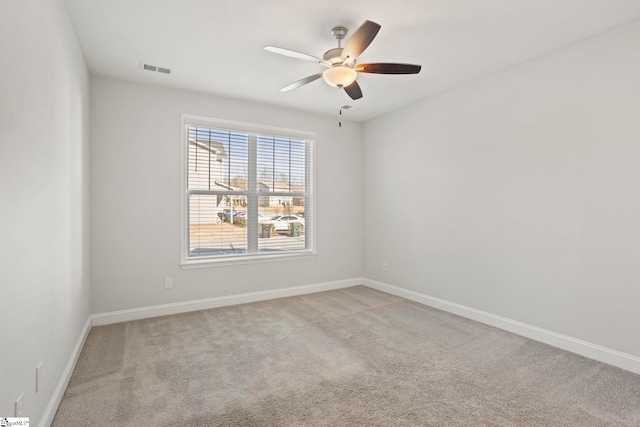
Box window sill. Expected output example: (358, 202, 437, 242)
(180, 251, 317, 269)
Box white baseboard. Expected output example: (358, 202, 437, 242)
(363, 278, 640, 376)
(39, 316, 93, 427)
(91, 278, 362, 326)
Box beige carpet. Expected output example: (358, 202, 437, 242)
(53, 286, 640, 426)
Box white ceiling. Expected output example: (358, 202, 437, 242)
(63, 0, 640, 122)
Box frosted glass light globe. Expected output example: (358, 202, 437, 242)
(322, 66, 357, 88)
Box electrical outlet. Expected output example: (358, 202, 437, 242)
(164, 277, 173, 289)
(382, 262, 388, 272)
(15, 393, 24, 417)
(36, 362, 42, 393)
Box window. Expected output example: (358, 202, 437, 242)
(181, 115, 315, 266)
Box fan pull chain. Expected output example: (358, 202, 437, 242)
(337, 89, 343, 128)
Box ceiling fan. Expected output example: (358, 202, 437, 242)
(264, 20, 421, 100)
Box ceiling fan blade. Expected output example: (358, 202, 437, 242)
(264, 46, 330, 66)
(343, 80, 363, 100)
(355, 63, 422, 74)
(341, 20, 381, 63)
(281, 72, 324, 92)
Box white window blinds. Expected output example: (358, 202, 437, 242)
(182, 116, 314, 264)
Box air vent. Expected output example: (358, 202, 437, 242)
(340, 104, 360, 112)
(141, 62, 171, 74)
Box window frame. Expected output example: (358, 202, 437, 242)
(180, 114, 316, 268)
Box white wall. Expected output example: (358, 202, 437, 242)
(0, 0, 91, 424)
(363, 20, 640, 358)
(90, 77, 362, 313)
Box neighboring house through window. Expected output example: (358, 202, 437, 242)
(181, 115, 315, 266)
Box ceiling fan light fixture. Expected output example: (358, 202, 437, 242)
(265, 20, 420, 101)
(322, 65, 357, 88)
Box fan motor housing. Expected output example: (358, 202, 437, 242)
(323, 48, 344, 64)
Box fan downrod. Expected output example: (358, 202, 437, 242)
(324, 26, 349, 63)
